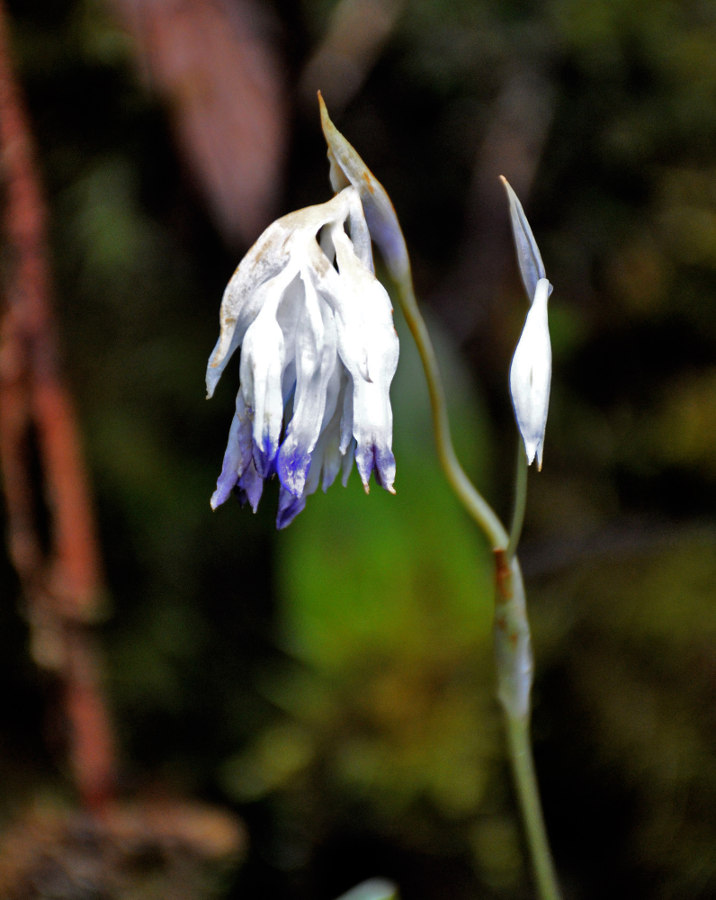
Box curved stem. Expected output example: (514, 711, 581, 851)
(394, 272, 508, 550)
(392, 265, 562, 900)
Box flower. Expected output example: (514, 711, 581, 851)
(206, 180, 399, 529)
(501, 175, 553, 469)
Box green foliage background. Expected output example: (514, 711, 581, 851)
(1, 0, 716, 898)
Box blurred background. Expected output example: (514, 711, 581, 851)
(1, 0, 715, 897)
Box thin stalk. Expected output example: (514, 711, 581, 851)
(506, 714, 562, 900)
(394, 273, 508, 550)
(507, 440, 529, 559)
(392, 267, 562, 900)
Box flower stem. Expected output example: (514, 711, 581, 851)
(505, 713, 562, 900)
(394, 273, 508, 549)
(392, 267, 561, 900)
(494, 554, 563, 900)
(507, 440, 529, 559)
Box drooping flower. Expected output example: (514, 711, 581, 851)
(207, 156, 400, 528)
(501, 176, 553, 469)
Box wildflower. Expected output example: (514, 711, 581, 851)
(207, 166, 399, 528)
(501, 176, 553, 469)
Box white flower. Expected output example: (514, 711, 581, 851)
(206, 186, 399, 528)
(501, 176, 553, 469)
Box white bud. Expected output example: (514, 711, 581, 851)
(509, 278, 552, 469)
(501, 176, 553, 468)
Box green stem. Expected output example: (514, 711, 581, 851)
(507, 440, 529, 559)
(392, 267, 562, 900)
(506, 714, 562, 900)
(394, 273, 508, 550)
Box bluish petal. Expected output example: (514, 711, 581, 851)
(277, 446, 313, 497)
(355, 442, 397, 493)
(351, 378, 397, 493)
(211, 460, 240, 509)
(252, 435, 278, 479)
(500, 175, 546, 303)
(276, 487, 307, 530)
(238, 460, 264, 512)
(210, 397, 253, 509)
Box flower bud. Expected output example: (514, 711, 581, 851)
(501, 176, 552, 469)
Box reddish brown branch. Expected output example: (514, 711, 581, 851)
(0, 0, 116, 811)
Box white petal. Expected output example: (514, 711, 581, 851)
(307, 367, 350, 494)
(321, 223, 398, 384)
(352, 379, 396, 492)
(277, 276, 338, 496)
(206, 220, 293, 399)
(339, 372, 354, 456)
(323, 226, 399, 491)
(239, 284, 291, 475)
(509, 278, 552, 469)
(206, 189, 358, 399)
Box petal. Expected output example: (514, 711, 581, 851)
(239, 281, 294, 475)
(276, 487, 307, 530)
(277, 272, 339, 496)
(304, 366, 349, 495)
(312, 225, 399, 492)
(339, 378, 354, 457)
(500, 175, 546, 303)
(237, 459, 264, 512)
(509, 278, 552, 469)
(275, 369, 347, 529)
(206, 190, 359, 398)
(312, 224, 397, 386)
(332, 225, 399, 381)
(343, 186, 374, 273)
(206, 219, 293, 399)
(352, 378, 397, 493)
(210, 394, 254, 509)
(318, 93, 410, 282)
(341, 435, 356, 487)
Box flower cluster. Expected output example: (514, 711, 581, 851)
(206, 121, 400, 528)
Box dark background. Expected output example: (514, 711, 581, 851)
(1, 1, 716, 897)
